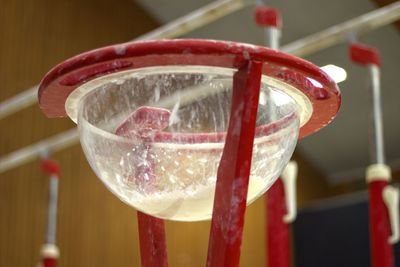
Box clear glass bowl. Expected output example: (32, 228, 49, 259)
(72, 66, 301, 221)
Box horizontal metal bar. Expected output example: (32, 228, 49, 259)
(281, 1, 400, 57)
(0, 129, 79, 173)
(134, 0, 251, 41)
(0, 86, 38, 120)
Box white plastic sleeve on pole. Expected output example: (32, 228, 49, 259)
(382, 185, 400, 244)
(41, 243, 60, 259)
(366, 164, 391, 183)
(369, 65, 385, 165)
(281, 161, 298, 223)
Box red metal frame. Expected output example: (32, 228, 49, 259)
(256, 5, 293, 266)
(254, 5, 281, 28)
(38, 39, 340, 139)
(115, 108, 169, 267)
(40, 158, 60, 267)
(206, 60, 262, 267)
(37, 39, 341, 266)
(42, 258, 57, 267)
(369, 180, 394, 267)
(350, 43, 394, 267)
(137, 212, 168, 267)
(349, 43, 380, 67)
(266, 179, 290, 267)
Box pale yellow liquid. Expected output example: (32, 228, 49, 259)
(100, 172, 270, 221)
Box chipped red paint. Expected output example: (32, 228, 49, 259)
(38, 39, 340, 139)
(206, 60, 262, 267)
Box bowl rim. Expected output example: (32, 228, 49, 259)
(78, 100, 299, 146)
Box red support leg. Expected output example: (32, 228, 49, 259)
(137, 211, 169, 267)
(206, 60, 262, 267)
(115, 109, 169, 267)
(266, 179, 290, 267)
(43, 258, 57, 267)
(350, 43, 396, 267)
(368, 180, 394, 267)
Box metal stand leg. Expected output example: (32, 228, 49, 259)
(368, 179, 394, 267)
(115, 109, 169, 267)
(350, 42, 399, 267)
(40, 159, 61, 267)
(206, 60, 262, 267)
(266, 179, 290, 267)
(137, 212, 168, 267)
(42, 258, 57, 267)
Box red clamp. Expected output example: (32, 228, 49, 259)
(41, 159, 60, 177)
(349, 43, 380, 67)
(254, 5, 281, 28)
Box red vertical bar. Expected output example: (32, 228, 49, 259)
(349, 43, 395, 267)
(206, 60, 262, 267)
(368, 180, 394, 267)
(115, 113, 168, 267)
(266, 179, 290, 267)
(43, 258, 57, 267)
(137, 211, 168, 267)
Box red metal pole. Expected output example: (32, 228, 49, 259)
(115, 108, 169, 267)
(255, 6, 294, 267)
(206, 60, 262, 267)
(137, 211, 168, 267)
(349, 43, 398, 267)
(266, 179, 290, 267)
(42, 257, 57, 267)
(265, 161, 297, 267)
(368, 175, 393, 267)
(40, 159, 61, 267)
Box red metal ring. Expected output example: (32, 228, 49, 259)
(38, 39, 340, 139)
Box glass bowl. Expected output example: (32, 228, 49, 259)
(71, 65, 302, 221)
